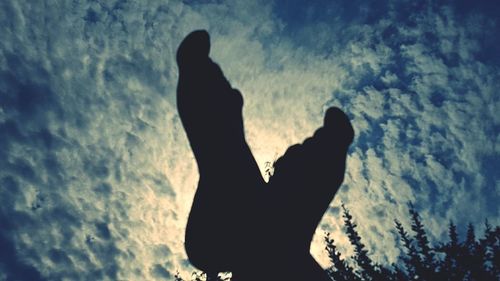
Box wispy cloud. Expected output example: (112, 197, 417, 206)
(0, 0, 498, 279)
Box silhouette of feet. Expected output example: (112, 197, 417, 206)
(177, 30, 354, 280)
(177, 30, 265, 273)
(268, 107, 354, 249)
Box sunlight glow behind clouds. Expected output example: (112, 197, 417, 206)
(0, 0, 498, 280)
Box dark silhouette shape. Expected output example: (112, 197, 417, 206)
(175, 201, 500, 281)
(177, 30, 354, 280)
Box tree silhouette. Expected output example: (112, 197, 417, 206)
(436, 221, 461, 280)
(341, 204, 380, 281)
(480, 220, 499, 278)
(325, 232, 358, 281)
(394, 219, 421, 280)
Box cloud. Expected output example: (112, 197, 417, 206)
(0, 0, 498, 279)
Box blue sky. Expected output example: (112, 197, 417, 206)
(0, 0, 499, 280)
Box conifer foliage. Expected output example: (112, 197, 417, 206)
(177, 204, 500, 281)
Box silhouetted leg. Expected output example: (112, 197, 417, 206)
(176, 30, 265, 273)
(177, 30, 354, 279)
(232, 253, 331, 281)
(256, 107, 354, 280)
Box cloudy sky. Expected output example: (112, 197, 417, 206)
(0, 0, 499, 280)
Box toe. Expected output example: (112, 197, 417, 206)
(324, 107, 354, 145)
(176, 30, 210, 69)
